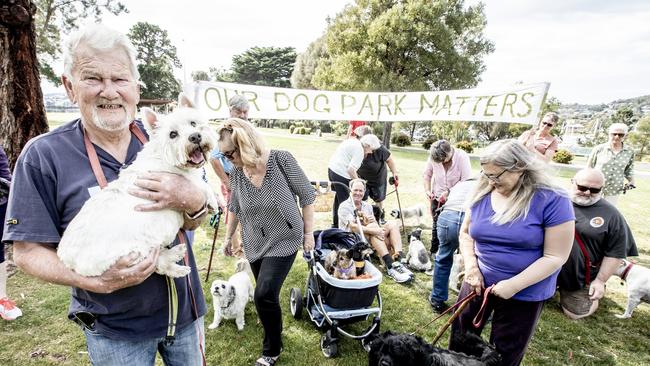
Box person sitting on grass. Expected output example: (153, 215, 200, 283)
(338, 179, 413, 283)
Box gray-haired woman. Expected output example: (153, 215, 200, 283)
(357, 134, 398, 223)
(450, 140, 574, 366)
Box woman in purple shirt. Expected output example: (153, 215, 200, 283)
(449, 140, 574, 366)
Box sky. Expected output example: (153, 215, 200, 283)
(42, 0, 650, 105)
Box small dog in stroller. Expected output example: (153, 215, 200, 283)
(324, 249, 357, 280)
(366, 330, 501, 366)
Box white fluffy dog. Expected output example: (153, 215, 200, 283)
(405, 229, 432, 272)
(209, 259, 255, 331)
(57, 94, 218, 278)
(615, 259, 650, 319)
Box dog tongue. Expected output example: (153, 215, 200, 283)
(190, 149, 204, 164)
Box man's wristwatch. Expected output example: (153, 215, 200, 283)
(184, 201, 209, 220)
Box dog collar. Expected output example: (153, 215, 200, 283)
(621, 262, 635, 281)
(355, 260, 365, 268)
(339, 262, 355, 274)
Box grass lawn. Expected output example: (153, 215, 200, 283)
(2, 122, 649, 365)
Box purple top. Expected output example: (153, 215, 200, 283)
(469, 189, 574, 301)
(423, 148, 472, 197)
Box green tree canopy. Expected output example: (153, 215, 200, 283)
(35, 0, 128, 85)
(312, 0, 494, 146)
(128, 22, 181, 99)
(291, 35, 328, 89)
(230, 46, 297, 87)
(191, 70, 210, 81)
(628, 115, 650, 158)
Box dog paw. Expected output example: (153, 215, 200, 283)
(208, 322, 220, 329)
(615, 314, 631, 319)
(166, 244, 187, 261)
(164, 265, 191, 278)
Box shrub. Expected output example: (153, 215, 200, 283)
(391, 133, 411, 147)
(422, 136, 436, 150)
(289, 125, 296, 134)
(552, 149, 574, 164)
(455, 141, 474, 153)
(303, 128, 311, 135)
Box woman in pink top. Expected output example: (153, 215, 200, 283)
(422, 140, 472, 254)
(518, 112, 560, 162)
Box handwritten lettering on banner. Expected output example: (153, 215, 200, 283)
(184, 81, 550, 125)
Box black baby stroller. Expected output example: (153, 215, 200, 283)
(289, 228, 383, 358)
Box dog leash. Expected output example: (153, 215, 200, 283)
(205, 207, 223, 282)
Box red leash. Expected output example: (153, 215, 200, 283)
(472, 285, 494, 329)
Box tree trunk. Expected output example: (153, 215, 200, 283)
(382, 122, 392, 149)
(0, 0, 48, 169)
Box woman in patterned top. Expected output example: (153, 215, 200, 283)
(219, 118, 315, 366)
(587, 123, 636, 206)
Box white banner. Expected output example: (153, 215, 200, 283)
(184, 81, 550, 125)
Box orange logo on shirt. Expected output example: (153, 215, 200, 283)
(590, 217, 604, 228)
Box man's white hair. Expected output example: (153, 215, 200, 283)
(608, 123, 629, 134)
(63, 24, 140, 82)
(228, 95, 250, 112)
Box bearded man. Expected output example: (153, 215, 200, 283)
(557, 168, 638, 319)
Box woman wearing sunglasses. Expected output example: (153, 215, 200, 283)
(586, 123, 636, 206)
(517, 112, 560, 162)
(449, 140, 574, 366)
(217, 118, 315, 366)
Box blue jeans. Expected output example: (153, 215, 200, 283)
(84, 317, 205, 366)
(430, 210, 464, 303)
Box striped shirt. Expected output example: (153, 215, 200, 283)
(229, 150, 315, 263)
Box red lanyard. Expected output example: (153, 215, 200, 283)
(82, 122, 148, 189)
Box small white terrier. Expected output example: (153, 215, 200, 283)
(405, 229, 432, 272)
(209, 259, 255, 331)
(615, 259, 650, 319)
(57, 94, 218, 278)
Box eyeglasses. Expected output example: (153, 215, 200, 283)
(573, 181, 602, 194)
(222, 147, 238, 160)
(610, 133, 626, 137)
(542, 122, 554, 127)
(480, 169, 508, 183)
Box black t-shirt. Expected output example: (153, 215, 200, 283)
(557, 199, 638, 291)
(357, 146, 390, 184)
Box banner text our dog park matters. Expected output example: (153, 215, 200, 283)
(184, 81, 550, 125)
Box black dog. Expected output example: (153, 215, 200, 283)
(366, 331, 501, 366)
(351, 240, 372, 276)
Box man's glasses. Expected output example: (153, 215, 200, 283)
(610, 133, 626, 137)
(480, 169, 508, 183)
(542, 122, 554, 127)
(574, 181, 602, 194)
(222, 147, 238, 160)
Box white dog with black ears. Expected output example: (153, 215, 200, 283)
(615, 259, 650, 319)
(209, 259, 255, 331)
(57, 94, 218, 278)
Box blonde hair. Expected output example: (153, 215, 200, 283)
(469, 140, 565, 225)
(217, 118, 266, 167)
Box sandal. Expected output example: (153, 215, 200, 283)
(254, 355, 279, 366)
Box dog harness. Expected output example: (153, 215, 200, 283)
(338, 262, 355, 276)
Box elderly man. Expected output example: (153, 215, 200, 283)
(211, 95, 250, 258)
(587, 123, 636, 206)
(3, 25, 210, 365)
(338, 179, 413, 283)
(557, 168, 638, 319)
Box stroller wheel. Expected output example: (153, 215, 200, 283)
(320, 331, 338, 358)
(289, 288, 303, 319)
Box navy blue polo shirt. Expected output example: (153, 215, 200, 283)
(3, 119, 206, 340)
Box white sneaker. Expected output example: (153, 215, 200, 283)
(387, 263, 411, 283)
(394, 262, 414, 278)
(0, 297, 22, 321)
